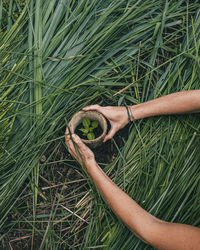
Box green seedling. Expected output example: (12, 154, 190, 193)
(79, 117, 99, 140)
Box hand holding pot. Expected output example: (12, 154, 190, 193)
(83, 105, 129, 142)
(65, 132, 96, 167)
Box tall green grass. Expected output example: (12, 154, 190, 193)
(0, 0, 200, 249)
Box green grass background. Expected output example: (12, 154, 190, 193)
(0, 0, 200, 249)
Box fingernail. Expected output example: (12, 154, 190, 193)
(65, 136, 70, 142)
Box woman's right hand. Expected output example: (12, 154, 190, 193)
(83, 105, 129, 142)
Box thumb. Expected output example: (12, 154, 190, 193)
(83, 105, 108, 119)
(72, 134, 95, 163)
(104, 126, 117, 142)
(82, 104, 101, 112)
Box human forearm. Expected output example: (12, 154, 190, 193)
(87, 162, 200, 249)
(131, 90, 200, 120)
(86, 162, 158, 243)
(82, 90, 200, 142)
(66, 135, 200, 249)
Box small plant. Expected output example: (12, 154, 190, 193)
(79, 117, 99, 140)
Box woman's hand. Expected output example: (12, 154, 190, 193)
(65, 131, 96, 167)
(83, 105, 129, 142)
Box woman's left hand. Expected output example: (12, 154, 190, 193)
(65, 130, 95, 167)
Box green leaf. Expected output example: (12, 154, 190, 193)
(89, 127, 94, 132)
(87, 132, 95, 140)
(91, 120, 99, 129)
(82, 117, 90, 128)
(79, 128, 89, 134)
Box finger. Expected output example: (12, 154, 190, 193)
(65, 127, 68, 134)
(65, 127, 70, 137)
(65, 135, 70, 144)
(67, 137, 80, 162)
(65, 136, 70, 143)
(72, 134, 88, 153)
(65, 135, 73, 151)
(72, 134, 95, 164)
(71, 134, 90, 164)
(65, 128, 70, 143)
(72, 134, 94, 157)
(82, 104, 101, 111)
(65, 126, 74, 144)
(103, 126, 117, 142)
(83, 105, 110, 121)
(67, 140, 74, 155)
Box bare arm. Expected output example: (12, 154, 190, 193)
(132, 90, 200, 120)
(65, 134, 200, 250)
(88, 163, 200, 250)
(83, 90, 200, 141)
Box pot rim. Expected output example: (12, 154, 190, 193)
(68, 110, 107, 144)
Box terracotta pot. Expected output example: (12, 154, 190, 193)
(68, 110, 107, 148)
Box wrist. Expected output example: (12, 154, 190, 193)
(85, 160, 99, 172)
(86, 162, 104, 180)
(124, 105, 135, 122)
(120, 108, 130, 128)
(129, 104, 144, 120)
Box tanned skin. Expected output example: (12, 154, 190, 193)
(66, 90, 200, 250)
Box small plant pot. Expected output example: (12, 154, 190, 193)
(68, 110, 107, 148)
